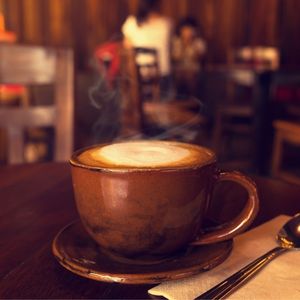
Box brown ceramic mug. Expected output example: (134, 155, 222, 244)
(70, 140, 259, 262)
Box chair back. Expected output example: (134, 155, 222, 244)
(119, 47, 160, 133)
(134, 47, 160, 102)
(228, 46, 280, 70)
(270, 71, 300, 119)
(270, 71, 300, 183)
(120, 46, 206, 140)
(0, 44, 74, 164)
(271, 72, 300, 101)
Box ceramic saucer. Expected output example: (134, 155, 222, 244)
(52, 221, 233, 284)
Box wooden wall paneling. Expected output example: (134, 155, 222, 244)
(64, 0, 75, 47)
(159, 0, 172, 18)
(0, 0, 5, 22)
(176, 0, 189, 19)
(86, 0, 127, 70)
(38, 0, 50, 45)
(189, 0, 215, 39)
(48, 0, 72, 47)
(230, 0, 249, 47)
(85, 0, 103, 56)
(160, 0, 188, 20)
(22, 0, 42, 44)
(106, 0, 128, 39)
(84, 0, 128, 60)
(216, 0, 258, 63)
(211, 0, 237, 63)
(2, 0, 23, 41)
(128, 0, 138, 15)
(189, 0, 216, 65)
(0, 0, 300, 68)
(265, 0, 279, 46)
(0, 0, 6, 28)
(248, 0, 279, 46)
(279, 0, 300, 67)
(71, 0, 88, 69)
(48, 0, 65, 46)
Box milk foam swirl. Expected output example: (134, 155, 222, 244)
(77, 141, 215, 169)
(93, 141, 190, 167)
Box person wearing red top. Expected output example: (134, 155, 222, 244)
(94, 34, 123, 88)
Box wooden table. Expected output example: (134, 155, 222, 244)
(0, 163, 299, 299)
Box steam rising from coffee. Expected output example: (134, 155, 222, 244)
(89, 57, 206, 144)
(89, 75, 122, 143)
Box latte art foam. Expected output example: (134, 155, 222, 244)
(76, 141, 215, 169)
(94, 142, 191, 167)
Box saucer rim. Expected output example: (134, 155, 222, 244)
(52, 221, 233, 284)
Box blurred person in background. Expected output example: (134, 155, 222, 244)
(93, 33, 124, 89)
(121, 0, 173, 99)
(172, 16, 206, 98)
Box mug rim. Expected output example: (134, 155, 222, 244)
(69, 141, 217, 173)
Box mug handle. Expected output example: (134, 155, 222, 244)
(191, 171, 259, 245)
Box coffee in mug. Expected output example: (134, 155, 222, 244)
(77, 140, 214, 168)
(70, 140, 259, 262)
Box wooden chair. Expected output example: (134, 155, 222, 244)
(0, 44, 74, 164)
(0, 25, 29, 160)
(271, 72, 300, 184)
(134, 47, 160, 103)
(0, 16, 29, 107)
(120, 47, 206, 141)
(232, 46, 280, 71)
(212, 47, 280, 169)
(272, 120, 300, 185)
(212, 68, 256, 169)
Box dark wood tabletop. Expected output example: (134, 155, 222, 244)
(0, 162, 299, 299)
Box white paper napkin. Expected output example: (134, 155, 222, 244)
(148, 215, 300, 300)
